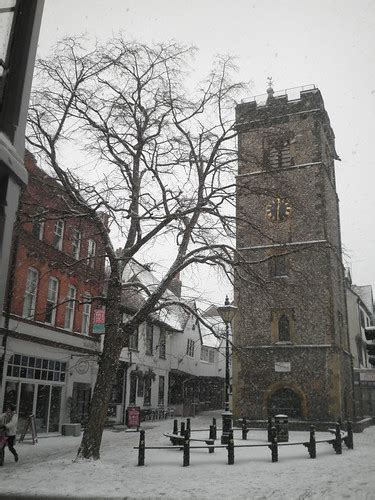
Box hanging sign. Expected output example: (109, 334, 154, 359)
(93, 308, 105, 334)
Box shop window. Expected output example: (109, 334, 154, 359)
(144, 377, 152, 406)
(158, 376, 165, 406)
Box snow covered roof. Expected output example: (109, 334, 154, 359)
(121, 260, 188, 332)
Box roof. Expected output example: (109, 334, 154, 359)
(121, 260, 188, 332)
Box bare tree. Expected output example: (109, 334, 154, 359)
(27, 36, 245, 459)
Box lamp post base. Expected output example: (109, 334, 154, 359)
(221, 409, 233, 444)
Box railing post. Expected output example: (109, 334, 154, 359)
(242, 418, 248, 440)
(227, 429, 234, 465)
(183, 429, 190, 467)
(138, 430, 145, 466)
(186, 418, 191, 433)
(345, 420, 354, 450)
(212, 417, 217, 440)
(308, 425, 316, 459)
(180, 421, 185, 437)
(173, 419, 178, 435)
(267, 417, 273, 442)
(269, 426, 278, 462)
(334, 422, 342, 455)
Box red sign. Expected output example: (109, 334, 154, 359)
(93, 309, 105, 324)
(126, 406, 141, 428)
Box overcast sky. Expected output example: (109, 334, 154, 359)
(36, 0, 375, 304)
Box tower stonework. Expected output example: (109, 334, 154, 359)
(233, 86, 354, 421)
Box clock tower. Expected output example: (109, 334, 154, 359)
(233, 85, 353, 421)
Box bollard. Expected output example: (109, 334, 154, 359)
(334, 422, 342, 455)
(186, 418, 191, 433)
(212, 418, 217, 440)
(345, 420, 354, 450)
(173, 419, 178, 435)
(267, 417, 273, 442)
(242, 418, 248, 440)
(308, 425, 316, 459)
(138, 430, 145, 466)
(180, 421, 185, 437)
(227, 429, 234, 465)
(209, 425, 215, 440)
(269, 426, 278, 463)
(183, 430, 190, 467)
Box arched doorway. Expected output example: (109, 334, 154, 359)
(267, 387, 302, 418)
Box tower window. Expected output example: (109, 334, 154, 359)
(278, 314, 290, 342)
(270, 255, 287, 277)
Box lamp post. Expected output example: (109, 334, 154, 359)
(217, 295, 237, 444)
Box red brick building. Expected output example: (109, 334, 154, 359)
(0, 152, 106, 433)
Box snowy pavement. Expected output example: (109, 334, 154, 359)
(0, 411, 374, 499)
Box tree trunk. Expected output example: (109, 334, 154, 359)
(76, 277, 124, 460)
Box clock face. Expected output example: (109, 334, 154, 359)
(266, 197, 291, 222)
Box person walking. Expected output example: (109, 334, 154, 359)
(0, 404, 19, 463)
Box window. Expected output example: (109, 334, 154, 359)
(53, 220, 64, 250)
(278, 314, 290, 342)
(22, 268, 38, 319)
(64, 286, 76, 331)
(129, 373, 137, 405)
(144, 377, 152, 406)
(45, 277, 59, 325)
(81, 294, 91, 335)
(146, 323, 153, 355)
(71, 229, 81, 260)
(158, 376, 165, 406)
(137, 375, 144, 397)
(186, 339, 195, 358)
(201, 346, 215, 363)
(6, 354, 66, 382)
(32, 217, 44, 240)
(271, 255, 287, 277)
(87, 239, 96, 268)
(129, 326, 139, 351)
(159, 328, 166, 359)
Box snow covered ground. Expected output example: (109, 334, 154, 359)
(0, 411, 374, 499)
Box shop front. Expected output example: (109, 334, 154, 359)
(3, 353, 66, 434)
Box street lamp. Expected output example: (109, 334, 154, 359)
(217, 295, 237, 444)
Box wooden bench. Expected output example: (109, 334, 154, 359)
(163, 433, 214, 452)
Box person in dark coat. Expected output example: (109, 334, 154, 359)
(0, 404, 19, 462)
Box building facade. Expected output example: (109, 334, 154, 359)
(0, 153, 105, 433)
(345, 272, 375, 417)
(233, 85, 354, 421)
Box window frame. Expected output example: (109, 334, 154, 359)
(159, 328, 166, 359)
(53, 219, 65, 251)
(145, 323, 154, 355)
(129, 326, 139, 351)
(71, 228, 82, 260)
(81, 294, 91, 335)
(87, 239, 96, 268)
(186, 338, 195, 358)
(278, 314, 290, 342)
(22, 267, 38, 319)
(45, 276, 59, 325)
(64, 285, 77, 331)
